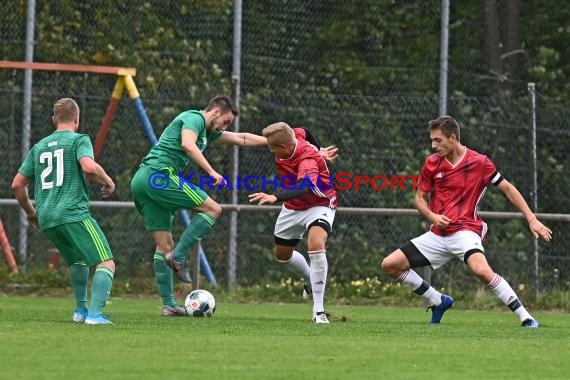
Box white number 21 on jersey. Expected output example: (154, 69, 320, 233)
(39, 149, 64, 189)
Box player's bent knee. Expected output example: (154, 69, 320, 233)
(380, 257, 392, 273)
(202, 201, 222, 218)
(381, 250, 407, 276)
(212, 203, 222, 218)
(98, 259, 115, 272)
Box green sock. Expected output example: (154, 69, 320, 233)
(89, 267, 114, 314)
(153, 253, 176, 307)
(69, 263, 88, 312)
(173, 213, 216, 261)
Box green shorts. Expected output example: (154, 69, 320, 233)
(130, 165, 209, 231)
(44, 218, 113, 267)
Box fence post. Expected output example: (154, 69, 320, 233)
(18, 0, 37, 272)
(528, 82, 539, 296)
(227, 0, 243, 290)
(192, 242, 201, 290)
(438, 0, 450, 116)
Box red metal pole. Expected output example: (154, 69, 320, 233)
(0, 218, 19, 274)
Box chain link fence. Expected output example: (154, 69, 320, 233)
(1, 1, 568, 292)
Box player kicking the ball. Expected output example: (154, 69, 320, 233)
(249, 122, 338, 324)
(381, 116, 552, 328)
(131, 95, 267, 316)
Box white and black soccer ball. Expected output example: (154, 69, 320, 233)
(184, 289, 216, 317)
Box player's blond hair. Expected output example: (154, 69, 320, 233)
(53, 98, 79, 123)
(262, 122, 295, 146)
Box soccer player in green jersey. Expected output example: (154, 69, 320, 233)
(130, 95, 267, 316)
(12, 97, 116, 325)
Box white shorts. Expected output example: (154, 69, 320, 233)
(274, 205, 336, 243)
(403, 230, 485, 270)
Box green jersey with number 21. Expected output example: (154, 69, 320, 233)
(18, 130, 93, 230)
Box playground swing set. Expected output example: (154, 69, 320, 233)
(0, 60, 216, 285)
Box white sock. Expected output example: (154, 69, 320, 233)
(489, 274, 532, 321)
(276, 250, 310, 283)
(397, 269, 442, 306)
(309, 250, 328, 313)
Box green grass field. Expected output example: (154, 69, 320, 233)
(1, 296, 569, 380)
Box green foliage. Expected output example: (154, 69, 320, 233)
(0, 1, 569, 289)
(0, 267, 70, 295)
(2, 268, 568, 311)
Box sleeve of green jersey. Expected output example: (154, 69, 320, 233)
(18, 146, 35, 178)
(209, 130, 223, 142)
(76, 135, 94, 160)
(181, 112, 207, 135)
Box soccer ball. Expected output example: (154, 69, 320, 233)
(184, 289, 216, 317)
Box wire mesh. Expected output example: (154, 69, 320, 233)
(0, 0, 568, 292)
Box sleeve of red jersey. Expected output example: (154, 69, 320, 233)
(297, 158, 320, 189)
(484, 156, 504, 185)
(419, 158, 435, 193)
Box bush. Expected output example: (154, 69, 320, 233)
(1, 268, 568, 311)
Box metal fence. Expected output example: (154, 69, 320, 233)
(0, 1, 569, 292)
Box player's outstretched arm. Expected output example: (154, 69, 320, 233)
(320, 145, 339, 163)
(216, 131, 267, 147)
(497, 180, 552, 241)
(248, 192, 277, 205)
(249, 185, 311, 206)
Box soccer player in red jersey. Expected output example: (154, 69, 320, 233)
(249, 122, 338, 323)
(381, 116, 552, 328)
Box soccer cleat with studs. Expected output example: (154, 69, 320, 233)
(84, 312, 113, 325)
(164, 252, 192, 283)
(312, 311, 331, 324)
(521, 318, 539, 329)
(427, 294, 454, 324)
(161, 305, 189, 317)
(71, 308, 88, 323)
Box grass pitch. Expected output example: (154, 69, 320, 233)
(0, 296, 568, 380)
